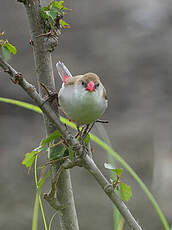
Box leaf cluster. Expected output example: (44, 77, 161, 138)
(22, 128, 91, 170)
(22, 130, 63, 170)
(22, 128, 81, 170)
(40, 1, 70, 33)
(0, 32, 17, 62)
(104, 163, 132, 201)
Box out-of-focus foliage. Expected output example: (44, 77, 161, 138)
(40, 0, 71, 33)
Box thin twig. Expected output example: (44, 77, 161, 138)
(39, 156, 69, 168)
(83, 155, 142, 230)
(40, 82, 51, 96)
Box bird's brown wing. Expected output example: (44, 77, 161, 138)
(102, 85, 108, 100)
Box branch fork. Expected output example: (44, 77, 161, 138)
(44, 156, 83, 211)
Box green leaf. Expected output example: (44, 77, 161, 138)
(49, 9, 58, 19)
(84, 133, 90, 145)
(40, 7, 49, 19)
(59, 19, 70, 28)
(2, 46, 11, 62)
(48, 145, 65, 160)
(50, 0, 70, 12)
(22, 151, 37, 169)
(45, 11, 54, 27)
(22, 146, 46, 170)
(37, 167, 52, 190)
(68, 147, 74, 161)
(1, 41, 17, 62)
(40, 8, 56, 28)
(50, 5, 63, 16)
(112, 168, 123, 176)
(62, 7, 70, 11)
(3, 42, 17, 54)
(119, 182, 132, 201)
(50, 1, 64, 10)
(42, 6, 49, 11)
(41, 130, 62, 147)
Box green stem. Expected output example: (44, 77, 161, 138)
(0, 97, 42, 113)
(32, 192, 39, 230)
(49, 212, 58, 230)
(34, 155, 48, 230)
(39, 196, 48, 230)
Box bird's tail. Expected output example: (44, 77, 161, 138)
(56, 61, 72, 83)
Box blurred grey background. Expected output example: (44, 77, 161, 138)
(0, 0, 172, 229)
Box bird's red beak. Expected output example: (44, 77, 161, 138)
(86, 81, 95, 92)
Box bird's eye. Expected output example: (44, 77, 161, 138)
(95, 82, 100, 88)
(81, 80, 87, 87)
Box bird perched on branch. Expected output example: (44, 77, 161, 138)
(56, 61, 108, 139)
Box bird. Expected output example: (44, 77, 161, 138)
(56, 61, 108, 139)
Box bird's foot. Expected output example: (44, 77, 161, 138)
(40, 82, 59, 108)
(95, 119, 109, 124)
(75, 123, 95, 147)
(81, 122, 95, 141)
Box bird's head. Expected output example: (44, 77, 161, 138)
(80, 73, 100, 92)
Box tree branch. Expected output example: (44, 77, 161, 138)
(17, 0, 79, 229)
(83, 155, 142, 230)
(0, 57, 143, 230)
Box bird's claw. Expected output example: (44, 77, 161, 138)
(40, 82, 59, 108)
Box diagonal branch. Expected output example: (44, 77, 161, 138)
(83, 155, 140, 229)
(0, 57, 143, 230)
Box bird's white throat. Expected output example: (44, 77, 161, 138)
(59, 84, 107, 125)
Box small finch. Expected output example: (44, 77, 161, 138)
(56, 62, 108, 140)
